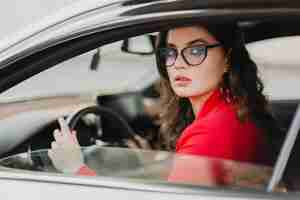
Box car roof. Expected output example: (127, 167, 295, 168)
(0, 0, 81, 41)
(1, 0, 300, 46)
(0, 0, 120, 55)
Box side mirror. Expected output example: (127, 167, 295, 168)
(121, 35, 156, 55)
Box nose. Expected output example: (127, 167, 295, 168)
(173, 52, 188, 69)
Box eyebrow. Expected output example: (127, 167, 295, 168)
(167, 38, 208, 47)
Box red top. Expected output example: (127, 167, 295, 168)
(168, 89, 267, 184)
(175, 89, 266, 162)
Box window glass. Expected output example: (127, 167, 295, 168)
(0, 39, 158, 102)
(0, 147, 275, 191)
(247, 36, 300, 100)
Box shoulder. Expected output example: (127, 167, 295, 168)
(184, 102, 245, 138)
(193, 101, 259, 135)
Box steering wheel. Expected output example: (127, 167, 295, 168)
(66, 105, 137, 146)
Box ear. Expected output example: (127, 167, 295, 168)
(224, 66, 230, 73)
(224, 48, 232, 64)
(224, 63, 231, 73)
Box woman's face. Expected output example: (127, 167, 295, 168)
(166, 26, 228, 98)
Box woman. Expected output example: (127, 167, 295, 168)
(49, 23, 278, 182)
(155, 24, 280, 184)
(156, 24, 276, 163)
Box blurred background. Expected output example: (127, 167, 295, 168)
(0, 0, 77, 40)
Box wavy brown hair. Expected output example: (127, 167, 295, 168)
(155, 23, 280, 157)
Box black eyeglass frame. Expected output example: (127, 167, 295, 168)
(158, 43, 222, 67)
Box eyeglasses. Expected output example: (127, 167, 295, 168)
(157, 43, 221, 67)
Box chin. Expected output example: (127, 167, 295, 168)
(174, 86, 211, 98)
(174, 89, 202, 98)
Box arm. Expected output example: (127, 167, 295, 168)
(168, 130, 228, 185)
(48, 118, 96, 175)
(168, 119, 262, 185)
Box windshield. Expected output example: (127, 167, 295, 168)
(0, 146, 273, 190)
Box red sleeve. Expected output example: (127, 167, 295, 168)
(76, 165, 97, 176)
(167, 154, 227, 185)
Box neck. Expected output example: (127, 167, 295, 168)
(189, 90, 215, 116)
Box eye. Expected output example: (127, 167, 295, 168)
(165, 48, 176, 57)
(189, 46, 205, 56)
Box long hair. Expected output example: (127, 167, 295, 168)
(155, 23, 280, 159)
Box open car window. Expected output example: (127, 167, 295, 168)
(1, 21, 300, 197)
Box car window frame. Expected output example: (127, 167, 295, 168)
(1, 6, 300, 93)
(0, 15, 299, 198)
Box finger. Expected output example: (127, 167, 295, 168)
(134, 135, 151, 149)
(53, 129, 63, 142)
(53, 129, 69, 145)
(48, 149, 55, 160)
(125, 139, 139, 149)
(51, 141, 59, 149)
(48, 149, 53, 157)
(58, 117, 71, 137)
(71, 130, 79, 145)
(71, 130, 76, 137)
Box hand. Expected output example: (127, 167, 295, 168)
(48, 118, 84, 174)
(126, 134, 151, 150)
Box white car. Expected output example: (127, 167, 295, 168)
(0, 0, 299, 199)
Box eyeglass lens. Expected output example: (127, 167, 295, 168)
(162, 46, 207, 67)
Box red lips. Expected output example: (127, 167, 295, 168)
(174, 75, 192, 86)
(174, 75, 192, 82)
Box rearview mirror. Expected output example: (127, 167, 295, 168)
(121, 35, 156, 55)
